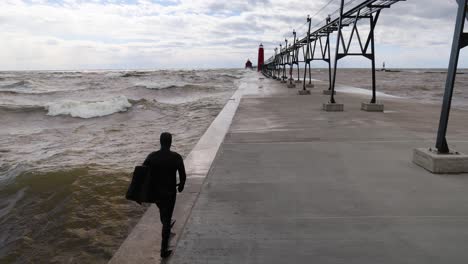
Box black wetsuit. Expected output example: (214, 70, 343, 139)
(143, 148, 186, 252)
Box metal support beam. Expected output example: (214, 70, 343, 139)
(326, 17, 332, 91)
(435, 0, 468, 154)
(331, 6, 380, 104)
(330, 0, 345, 104)
(369, 9, 378, 103)
(288, 39, 294, 85)
(292, 30, 300, 82)
(303, 15, 312, 90)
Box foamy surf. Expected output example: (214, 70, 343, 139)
(46, 95, 132, 118)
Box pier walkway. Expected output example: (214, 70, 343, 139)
(170, 74, 468, 264)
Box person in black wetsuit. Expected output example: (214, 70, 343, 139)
(143, 132, 186, 258)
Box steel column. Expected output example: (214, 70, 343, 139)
(303, 15, 312, 90)
(326, 15, 332, 90)
(283, 40, 287, 81)
(330, 0, 345, 104)
(293, 30, 300, 82)
(435, 0, 468, 153)
(369, 9, 377, 103)
(275, 51, 278, 78)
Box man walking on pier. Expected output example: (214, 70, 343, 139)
(143, 132, 186, 258)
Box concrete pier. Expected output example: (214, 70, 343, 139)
(168, 74, 468, 264)
(323, 102, 344, 112)
(361, 102, 384, 112)
(413, 148, 468, 174)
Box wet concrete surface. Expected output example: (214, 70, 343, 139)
(169, 74, 468, 263)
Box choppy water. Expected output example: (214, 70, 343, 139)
(0, 69, 244, 263)
(308, 68, 468, 110)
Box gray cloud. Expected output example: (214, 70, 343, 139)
(0, 0, 465, 70)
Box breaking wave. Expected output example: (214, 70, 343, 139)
(0, 97, 165, 115)
(46, 96, 132, 118)
(0, 80, 33, 89)
(0, 80, 55, 94)
(120, 71, 152, 78)
(133, 83, 216, 91)
(0, 89, 62, 96)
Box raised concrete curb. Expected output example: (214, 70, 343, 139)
(413, 148, 468, 174)
(361, 102, 384, 112)
(323, 103, 344, 112)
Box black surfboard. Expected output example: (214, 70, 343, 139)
(126, 165, 152, 204)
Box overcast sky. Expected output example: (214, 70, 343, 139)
(0, 0, 466, 70)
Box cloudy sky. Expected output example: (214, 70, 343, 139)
(0, 0, 465, 70)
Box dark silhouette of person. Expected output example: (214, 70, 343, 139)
(245, 59, 253, 69)
(143, 132, 186, 258)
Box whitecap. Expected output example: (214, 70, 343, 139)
(46, 95, 132, 118)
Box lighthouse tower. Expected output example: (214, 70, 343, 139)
(257, 43, 264, 72)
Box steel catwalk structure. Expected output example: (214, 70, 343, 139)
(262, 0, 405, 104)
(263, 0, 468, 156)
(263, 0, 468, 171)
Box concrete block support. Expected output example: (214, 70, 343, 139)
(287, 83, 296, 88)
(413, 148, 468, 174)
(295, 80, 302, 83)
(280, 80, 287, 83)
(298, 90, 311, 95)
(306, 84, 315, 88)
(323, 89, 336, 95)
(323, 103, 344, 112)
(361, 102, 384, 112)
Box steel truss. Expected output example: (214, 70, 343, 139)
(302, 15, 332, 91)
(262, 0, 404, 100)
(435, 0, 468, 154)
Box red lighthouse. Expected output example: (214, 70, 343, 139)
(257, 43, 264, 72)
